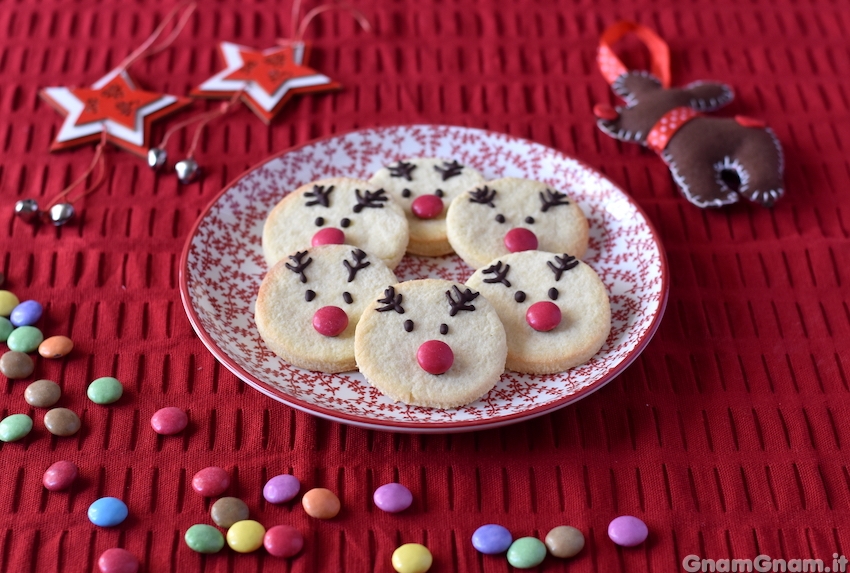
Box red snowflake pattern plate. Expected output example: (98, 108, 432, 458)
(180, 125, 669, 433)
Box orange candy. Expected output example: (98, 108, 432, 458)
(301, 488, 340, 519)
(38, 335, 74, 359)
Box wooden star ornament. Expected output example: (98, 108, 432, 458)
(191, 41, 340, 124)
(39, 68, 192, 158)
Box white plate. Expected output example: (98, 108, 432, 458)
(180, 125, 668, 433)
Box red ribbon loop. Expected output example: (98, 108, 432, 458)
(597, 21, 672, 88)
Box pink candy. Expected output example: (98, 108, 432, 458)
(264, 525, 304, 558)
(312, 306, 348, 337)
(150, 407, 188, 435)
(43, 460, 78, 491)
(411, 195, 443, 219)
(192, 466, 230, 497)
(526, 301, 562, 332)
(97, 548, 139, 573)
(417, 340, 454, 375)
(504, 227, 538, 253)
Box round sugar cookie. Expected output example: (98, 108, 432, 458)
(262, 177, 409, 269)
(466, 251, 610, 374)
(446, 177, 589, 269)
(255, 245, 398, 373)
(369, 158, 485, 256)
(354, 279, 507, 408)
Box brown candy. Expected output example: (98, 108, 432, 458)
(25, 380, 61, 408)
(0, 351, 34, 379)
(38, 336, 74, 359)
(210, 497, 250, 528)
(43, 408, 81, 437)
(544, 525, 585, 558)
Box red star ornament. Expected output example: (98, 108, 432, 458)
(40, 69, 192, 158)
(191, 41, 340, 124)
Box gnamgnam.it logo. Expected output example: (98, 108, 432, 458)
(682, 554, 848, 572)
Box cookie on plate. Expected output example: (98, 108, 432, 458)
(262, 177, 409, 270)
(354, 279, 507, 408)
(255, 245, 398, 373)
(446, 177, 589, 269)
(466, 250, 610, 374)
(369, 158, 485, 257)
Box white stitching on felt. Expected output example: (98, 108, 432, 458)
(713, 156, 751, 194)
(663, 150, 739, 208)
(684, 81, 735, 111)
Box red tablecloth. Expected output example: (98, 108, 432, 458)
(1, 0, 848, 571)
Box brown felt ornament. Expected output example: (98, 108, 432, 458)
(593, 21, 785, 208)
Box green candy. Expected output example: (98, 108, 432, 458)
(0, 318, 12, 342)
(507, 537, 547, 569)
(87, 377, 124, 405)
(184, 524, 225, 554)
(6, 326, 43, 353)
(0, 414, 33, 442)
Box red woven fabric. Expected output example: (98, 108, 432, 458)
(1, 1, 848, 571)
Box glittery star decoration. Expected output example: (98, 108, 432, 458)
(191, 41, 340, 124)
(39, 68, 192, 158)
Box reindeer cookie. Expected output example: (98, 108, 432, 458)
(466, 251, 611, 375)
(446, 177, 589, 270)
(255, 245, 397, 373)
(369, 158, 486, 257)
(354, 279, 507, 408)
(262, 177, 408, 269)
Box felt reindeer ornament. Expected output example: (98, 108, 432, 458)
(593, 21, 785, 208)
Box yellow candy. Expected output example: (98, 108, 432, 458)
(226, 520, 265, 553)
(391, 543, 432, 573)
(0, 291, 19, 317)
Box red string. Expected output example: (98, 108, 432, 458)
(45, 129, 109, 210)
(116, 1, 197, 74)
(294, 3, 371, 41)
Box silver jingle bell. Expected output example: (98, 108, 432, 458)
(47, 203, 75, 226)
(147, 147, 168, 170)
(14, 199, 40, 223)
(175, 157, 201, 184)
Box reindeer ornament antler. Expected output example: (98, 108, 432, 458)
(593, 21, 784, 208)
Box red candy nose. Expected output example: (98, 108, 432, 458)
(593, 103, 620, 121)
(526, 301, 561, 332)
(411, 195, 443, 219)
(312, 306, 349, 337)
(417, 340, 454, 375)
(504, 227, 538, 253)
(312, 227, 345, 246)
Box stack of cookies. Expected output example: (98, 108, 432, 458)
(255, 158, 611, 409)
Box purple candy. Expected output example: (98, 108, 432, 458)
(10, 300, 42, 327)
(607, 515, 648, 547)
(263, 474, 300, 504)
(472, 524, 512, 554)
(373, 483, 413, 513)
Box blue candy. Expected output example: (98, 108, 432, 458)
(88, 497, 128, 527)
(472, 524, 513, 554)
(10, 300, 42, 327)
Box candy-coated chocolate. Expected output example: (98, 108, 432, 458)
(607, 515, 648, 547)
(0, 317, 13, 342)
(391, 543, 433, 573)
(184, 524, 225, 554)
(0, 414, 33, 442)
(503, 227, 538, 253)
(6, 325, 43, 353)
(44, 407, 81, 436)
(88, 497, 128, 527)
(0, 291, 19, 316)
(411, 195, 443, 219)
(301, 488, 341, 519)
(471, 524, 512, 554)
(311, 227, 346, 246)
(416, 340, 454, 375)
(226, 520, 266, 553)
(263, 474, 300, 504)
(43, 460, 78, 491)
(312, 306, 348, 337)
(25, 379, 61, 407)
(373, 483, 413, 513)
(211, 497, 249, 528)
(10, 300, 43, 327)
(97, 548, 139, 573)
(545, 525, 585, 558)
(150, 407, 188, 435)
(38, 335, 74, 359)
(0, 351, 34, 379)
(506, 537, 547, 569)
(264, 525, 304, 558)
(192, 466, 230, 497)
(87, 377, 124, 404)
(526, 301, 562, 332)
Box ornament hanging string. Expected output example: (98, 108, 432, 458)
(155, 89, 245, 155)
(289, 1, 372, 42)
(45, 128, 108, 212)
(116, 0, 198, 74)
(597, 21, 671, 88)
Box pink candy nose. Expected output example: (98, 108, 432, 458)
(526, 301, 561, 332)
(311, 227, 345, 246)
(411, 195, 443, 219)
(504, 227, 538, 253)
(417, 340, 454, 375)
(312, 306, 348, 337)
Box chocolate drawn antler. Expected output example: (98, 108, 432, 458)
(305, 185, 334, 207)
(539, 188, 570, 212)
(285, 251, 313, 283)
(482, 262, 511, 287)
(446, 285, 479, 316)
(547, 254, 579, 281)
(434, 160, 464, 181)
(388, 161, 416, 181)
(343, 249, 371, 282)
(353, 188, 388, 212)
(468, 186, 497, 208)
(376, 286, 405, 314)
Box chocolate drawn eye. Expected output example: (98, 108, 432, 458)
(343, 292, 353, 304)
(495, 214, 505, 223)
(401, 189, 412, 198)
(525, 216, 535, 224)
(314, 217, 325, 227)
(404, 319, 414, 332)
(435, 189, 444, 198)
(305, 290, 316, 302)
(439, 324, 449, 335)
(548, 288, 559, 300)
(514, 291, 526, 303)
(340, 218, 351, 228)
